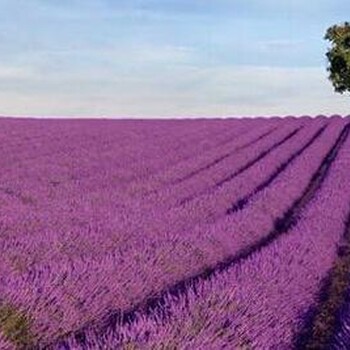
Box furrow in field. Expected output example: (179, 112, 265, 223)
(110, 120, 323, 247)
(226, 123, 327, 214)
(169, 126, 278, 185)
(294, 210, 350, 348)
(0, 120, 236, 208)
(52, 118, 350, 350)
(330, 284, 350, 349)
(83, 120, 254, 190)
(0, 121, 316, 313)
(177, 124, 302, 206)
(214, 128, 300, 188)
(0, 120, 251, 194)
(116, 120, 263, 191)
(124, 119, 255, 181)
(36, 119, 348, 347)
(0, 121, 309, 275)
(121, 119, 280, 198)
(131, 120, 301, 210)
(0, 122, 263, 247)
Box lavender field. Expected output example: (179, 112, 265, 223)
(1, 116, 350, 349)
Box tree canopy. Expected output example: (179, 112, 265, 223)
(325, 22, 350, 94)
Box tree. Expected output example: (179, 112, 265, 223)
(324, 22, 350, 94)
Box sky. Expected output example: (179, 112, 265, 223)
(0, 0, 349, 118)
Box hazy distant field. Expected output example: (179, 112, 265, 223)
(1, 116, 350, 349)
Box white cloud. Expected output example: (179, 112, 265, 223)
(0, 65, 348, 118)
(2, 43, 197, 81)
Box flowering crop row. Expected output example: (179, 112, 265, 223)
(54, 117, 350, 349)
(0, 116, 349, 348)
(0, 118, 342, 343)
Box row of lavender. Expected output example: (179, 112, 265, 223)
(0, 119, 298, 278)
(0, 117, 281, 347)
(1, 118, 306, 341)
(0, 117, 263, 245)
(0, 116, 349, 348)
(52, 117, 350, 349)
(0, 117, 276, 279)
(0, 119, 332, 330)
